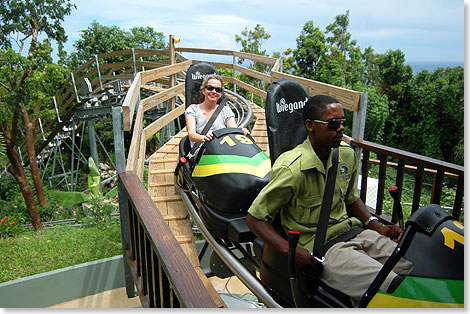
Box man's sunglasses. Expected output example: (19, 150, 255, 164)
(313, 118, 347, 130)
(205, 85, 223, 93)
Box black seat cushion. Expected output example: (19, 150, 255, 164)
(198, 202, 255, 243)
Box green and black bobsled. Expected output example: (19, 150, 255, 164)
(366, 204, 464, 307)
(191, 127, 271, 214)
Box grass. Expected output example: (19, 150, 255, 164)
(0, 222, 122, 284)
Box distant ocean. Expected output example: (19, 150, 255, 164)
(406, 61, 464, 74)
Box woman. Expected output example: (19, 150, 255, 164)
(185, 74, 249, 146)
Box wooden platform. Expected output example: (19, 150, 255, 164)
(146, 103, 268, 308)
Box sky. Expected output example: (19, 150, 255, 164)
(56, 0, 465, 65)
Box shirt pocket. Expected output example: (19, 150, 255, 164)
(294, 195, 322, 227)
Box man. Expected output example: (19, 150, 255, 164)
(246, 95, 412, 306)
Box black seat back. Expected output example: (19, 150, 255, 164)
(184, 62, 220, 108)
(259, 78, 310, 305)
(265, 78, 309, 164)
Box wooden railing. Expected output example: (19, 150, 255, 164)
(348, 138, 464, 221)
(119, 171, 218, 308)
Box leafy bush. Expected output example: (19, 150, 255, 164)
(49, 157, 119, 226)
(80, 198, 117, 226)
(0, 215, 26, 238)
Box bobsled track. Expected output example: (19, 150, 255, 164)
(34, 36, 464, 308)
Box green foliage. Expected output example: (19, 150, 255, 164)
(376, 49, 413, 101)
(315, 55, 345, 87)
(129, 26, 166, 49)
(80, 198, 116, 226)
(49, 157, 118, 225)
(0, 0, 76, 51)
(292, 20, 326, 78)
(0, 172, 28, 217)
(323, 10, 364, 88)
(289, 14, 363, 89)
(0, 215, 25, 238)
(49, 157, 99, 208)
(48, 189, 91, 208)
(0, 132, 5, 159)
(67, 21, 167, 68)
(235, 24, 272, 106)
(405, 67, 464, 163)
(0, 171, 69, 222)
(362, 46, 379, 86)
(0, 47, 68, 149)
(354, 85, 390, 143)
(33, 38, 53, 67)
(235, 24, 271, 60)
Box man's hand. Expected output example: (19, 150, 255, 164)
(376, 224, 403, 243)
(246, 214, 323, 278)
(295, 247, 323, 278)
(346, 199, 404, 243)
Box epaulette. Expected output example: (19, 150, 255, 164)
(276, 148, 303, 167)
(285, 149, 303, 166)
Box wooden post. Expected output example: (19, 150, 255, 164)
(112, 105, 136, 298)
(168, 35, 177, 139)
(169, 35, 176, 111)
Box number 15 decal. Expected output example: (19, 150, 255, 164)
(220, 135, 253, 147)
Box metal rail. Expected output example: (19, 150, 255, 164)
(179, 190, 281, 308)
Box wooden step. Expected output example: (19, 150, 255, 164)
(148, 181, 176, 188)
(162, 214, 188, 221)
(152, 195, 182, 202)
(149, 169, 175, 175)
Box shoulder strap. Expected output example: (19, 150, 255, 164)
(312, 147, 339, 259)
(188, 94, 227, 157)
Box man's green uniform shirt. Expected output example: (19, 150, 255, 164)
(248, 138, 363, 253)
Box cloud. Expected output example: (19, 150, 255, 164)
(355, 27, 453, 40)
(61, 0, 463, 62)
(193, 14, 254, 28)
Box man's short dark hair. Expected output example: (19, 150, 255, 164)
(302, 95, 340, 122)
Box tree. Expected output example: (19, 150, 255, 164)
(67, 21, 167, 68)
(235, 24, 271, 105)
(354, 85, 389, 143)
(362, 46, 379, 86)
(323, 10, 364, 88)
(376, 49, 413, 149)
(0, 132, 6, 165)
(401, 67, 464, 163)
(235, 24, 271, 74)
(292, 20, 326, 79)
(235, 24, 271, 59)
(129, 26, 166, 50)
(278, 48, 297, 74)
(0, 0, 75, 230)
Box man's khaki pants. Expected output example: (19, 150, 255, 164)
(320, 229, 413, 306)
